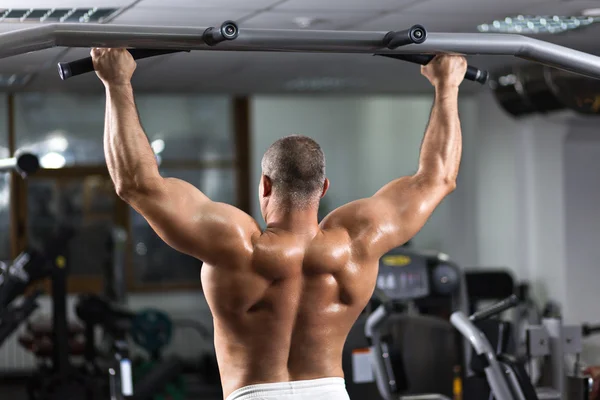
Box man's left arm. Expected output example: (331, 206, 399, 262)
(95, 48, 259, 265)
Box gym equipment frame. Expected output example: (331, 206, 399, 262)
(0, 21, 598, 82)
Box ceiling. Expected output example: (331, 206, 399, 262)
(0, 0, 600, 94)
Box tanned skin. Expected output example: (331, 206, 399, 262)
(92, 48, 466, 399)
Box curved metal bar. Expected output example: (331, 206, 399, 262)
(0, 23, 599, 78)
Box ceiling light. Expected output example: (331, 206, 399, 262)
(477, 15, 596, 34)
(582, 8, 600, 17)
(0, 8, 119, 23)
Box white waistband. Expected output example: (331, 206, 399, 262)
(226, 377, 349, 400)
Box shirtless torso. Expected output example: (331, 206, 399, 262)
(91, 47, 467, 399)
(202, 217, 379, 397)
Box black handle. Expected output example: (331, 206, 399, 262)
(582, 323, 600, 337)
(470, 294, 520, 322)
(16, 153, 40, 176)
(377, 53, 489, 85)
(57, 49, 188, 80)
(384, 24, 427, 49)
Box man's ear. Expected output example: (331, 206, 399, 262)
(321, 178, 330, 198)
(262, 175, 273, 197)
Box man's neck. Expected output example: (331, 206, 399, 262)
(265, 205, 319, 235)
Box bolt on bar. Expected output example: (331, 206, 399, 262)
(1, 23, 600, 79)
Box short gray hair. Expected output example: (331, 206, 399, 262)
(261, 135, 326, 207)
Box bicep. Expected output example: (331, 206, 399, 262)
(126, 177, 258, 264)
(372, 175, 450, 248)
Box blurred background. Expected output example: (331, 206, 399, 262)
(0, 1, 599, 400)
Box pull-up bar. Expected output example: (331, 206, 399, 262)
(0, 20, 599, 81)
(56, 22, 489, 84)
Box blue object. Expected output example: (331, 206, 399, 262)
(131, 308, 173, 355)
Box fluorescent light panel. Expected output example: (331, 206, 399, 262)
(0, 7, 118, 23)
(478, 15, 597, 34)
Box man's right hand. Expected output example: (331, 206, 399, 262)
(421, 55, 467, 89)
(91, 48, 137, 86)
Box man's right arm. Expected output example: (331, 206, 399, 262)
(321, 55, 467, 260)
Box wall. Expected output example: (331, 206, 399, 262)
(250, 96, 364, 220)
(251, 94, 479, 266)
(473, 92, 600, 363)
(564, 126, 600, 361)
(473, 92, 570, 304)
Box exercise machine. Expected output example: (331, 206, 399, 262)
(451, 295, 593, 400)
(343, 246, 466, 400)
(76, 294, 221, 400)
(463, 269, 544, 397)
(2, 226, 106, 400)
(0, 225, 105, 400)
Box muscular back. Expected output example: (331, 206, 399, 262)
(201, 226, 380, 398)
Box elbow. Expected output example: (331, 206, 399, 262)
(114, 172, 163, 201)
(431, 175, 456, 194)
(443, 176, 457, 193)
(445, 181, 457, 195)
(417, 171, 457, 193)
(115, 182, 138, 201)
(114, 180, 154, 201)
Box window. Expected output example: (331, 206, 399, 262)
(130, 168, 236, 287)
(15, 93, 105, 167)
(26, 173, 119, 292)
(129, 96, 237, 289)
(13, 93, 248, 292)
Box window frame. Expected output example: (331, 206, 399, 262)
(8, 95, 251, 294)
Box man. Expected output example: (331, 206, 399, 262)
(92, 48, 467, 400)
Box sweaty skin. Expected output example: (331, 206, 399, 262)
(92, 48, 466, 399)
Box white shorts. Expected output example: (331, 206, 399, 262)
(225, 377, 350, 400)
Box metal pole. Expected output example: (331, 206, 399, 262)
(450, 312, 515, 400)
(543, 318, 565, 395)
(1, 24, 600, 78)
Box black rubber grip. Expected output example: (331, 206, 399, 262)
(16, 153, 40, 176)
(57, 49, 188, 80)
(470, 294, 520, 322)
(582, 324, 600, 337)
(384, 24, 427, 49)
(376, 53, 489, 85)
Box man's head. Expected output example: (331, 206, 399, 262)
(259, 135, 329, 220)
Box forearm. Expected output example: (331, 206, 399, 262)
(104, 83, 160, 196)
(417, 85, 462, 185)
